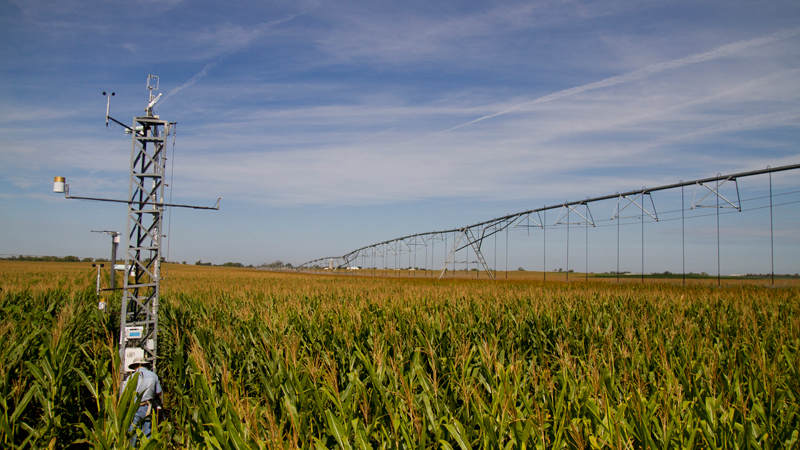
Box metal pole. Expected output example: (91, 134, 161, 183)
(616, 202, 620, 283)
(94, 264, 103, 296)
(585, 203, 588, 282)
(641, 205, 644, 284)
(445, 234, 449, 277)
(466, 240, 469, 275)
(505, 221, 508, 280)
(451, 232, 455, 275)
(566, 208, 570, 282)
(682, 184, 685, 286)
(717, 177, 721, 286)
(543, 207, 546, 282)
(770, 171, 775, 286)
(475, 233, 479, 278)
(110, 234, 118, 290)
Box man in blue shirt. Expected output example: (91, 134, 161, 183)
(123, 357, 162, 447)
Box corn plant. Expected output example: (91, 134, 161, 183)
(1, 262, 799, 449)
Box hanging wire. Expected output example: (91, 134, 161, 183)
(161, 123, 177, 296)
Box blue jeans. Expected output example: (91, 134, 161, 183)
(129, 403, 151, 448)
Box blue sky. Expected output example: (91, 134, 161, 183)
(1, 0, 799, 273)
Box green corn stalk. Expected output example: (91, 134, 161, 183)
(76, 370, 146, 449)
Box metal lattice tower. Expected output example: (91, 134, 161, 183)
(119, 75, 169, 373)
(54, 75, 220, 377)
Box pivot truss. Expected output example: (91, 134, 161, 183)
(299, 164, 799, 281)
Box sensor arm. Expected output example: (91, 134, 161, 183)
(107, 115, 133, 132)
(104, 91, 115, 127)
(147, 93, 162, 111)
(61, 183, 221, 210)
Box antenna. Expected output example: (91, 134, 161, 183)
(103, 91, 115, 127)
(54, 75, 221, 379)
(146, 74, 159, 116)
(147, 74, 159, 96)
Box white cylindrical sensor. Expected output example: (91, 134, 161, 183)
(53, 176, 65, 193)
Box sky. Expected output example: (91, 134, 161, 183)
(1, 0, 799, 274)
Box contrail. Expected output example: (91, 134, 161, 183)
(161, 14, 300, 103)
(164, 61, 220, 100)
(402, 26, 800, 144)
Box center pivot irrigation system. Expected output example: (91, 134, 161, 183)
(54, 75, 220, 376)
(299, 164, 800, 283)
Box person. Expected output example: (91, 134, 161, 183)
(123, 357, 162, 447)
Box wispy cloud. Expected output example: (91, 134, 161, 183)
(4, 0, 800, 266)
(190, 15, 299, 56)
(404, 26, 800, 144)
(163, 61, 221, 102)
(315, 0, 652, 63)
(6, 52, 797, 208)
(161, 14, 301, 104)
(155, 54, 799, 207)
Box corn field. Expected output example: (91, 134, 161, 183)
(1, 262, 799, 449)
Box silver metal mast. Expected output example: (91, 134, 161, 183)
(118, 75, 169, 374)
